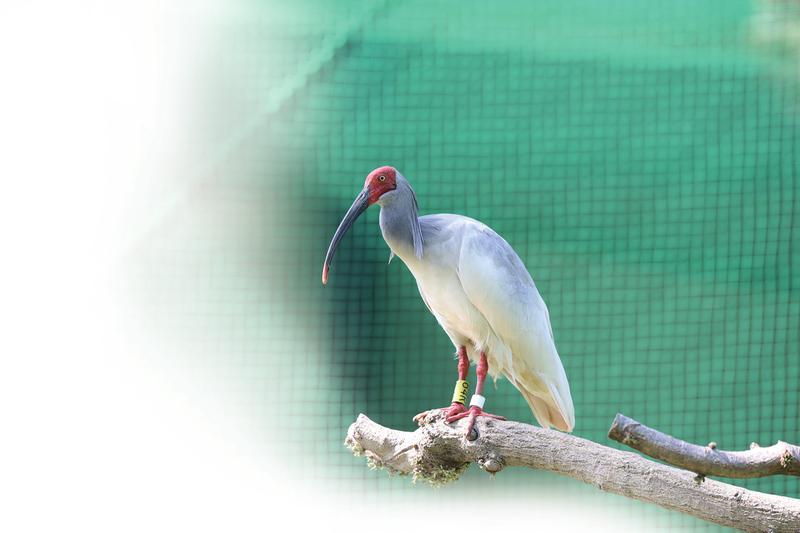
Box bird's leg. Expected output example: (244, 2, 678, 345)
(446, 351, 506, 437)
(413, 346, 470, 423)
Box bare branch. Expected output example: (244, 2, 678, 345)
(608, 414, 800, 478)
(346, 411, 800, 532)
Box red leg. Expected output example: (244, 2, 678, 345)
(446, 351, 505, 437)
(413, 346, 470, 423)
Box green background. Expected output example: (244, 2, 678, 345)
(131, 1, 800, 530)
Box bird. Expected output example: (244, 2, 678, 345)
(322, 166, 574, 438)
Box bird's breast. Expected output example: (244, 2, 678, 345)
(407, 260, 493, 350)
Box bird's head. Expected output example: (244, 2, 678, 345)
(322, 165, 399, 285)
(364, 165, 398, 205)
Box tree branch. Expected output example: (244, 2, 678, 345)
(608, 413, 800, 478)
(345, 411, 800, 532)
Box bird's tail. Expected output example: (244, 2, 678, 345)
(515, 376, 575, 433)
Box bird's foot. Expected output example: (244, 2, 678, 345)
(413, 402, 468, 425)
(446, 405, 506, 440)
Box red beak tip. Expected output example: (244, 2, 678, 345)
(322, 267, 329, 285)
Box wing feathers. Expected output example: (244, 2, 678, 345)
(456, 222, 575, 432)
(511, 373, 574, 432)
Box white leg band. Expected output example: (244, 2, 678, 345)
(469, 394, 486, 408)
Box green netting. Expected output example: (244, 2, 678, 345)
(132, 1, 800, 530)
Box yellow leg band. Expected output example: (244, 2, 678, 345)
(452, 380, 469, 405)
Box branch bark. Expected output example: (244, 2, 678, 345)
(608, 413, 800, 478)
(345, 411, 800, 532)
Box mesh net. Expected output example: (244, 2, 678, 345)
(131, 1, 800, 529)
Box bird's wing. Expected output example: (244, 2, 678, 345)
(455, 221, 575, 432)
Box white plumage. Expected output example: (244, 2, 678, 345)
(394, 214, 574, 432)
(323, 166, 574, 432)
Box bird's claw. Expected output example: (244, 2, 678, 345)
(446, 405, 505, 423)
(413, 402, 468, 425)
(446, 405, 506, 439)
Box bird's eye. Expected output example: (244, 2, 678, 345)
(379, 175, 386, 182)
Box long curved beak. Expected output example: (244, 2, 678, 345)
(322, 188, 370, 285)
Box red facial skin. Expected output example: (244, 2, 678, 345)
(364, 165, 397, 204)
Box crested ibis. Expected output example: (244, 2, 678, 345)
(322, 166, 574, 438)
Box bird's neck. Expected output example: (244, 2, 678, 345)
(378, 188, 424, 262)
